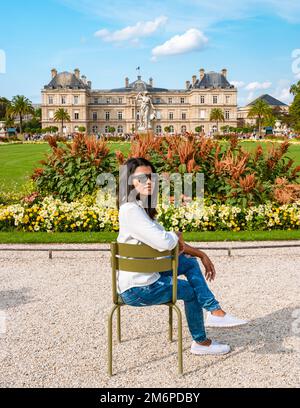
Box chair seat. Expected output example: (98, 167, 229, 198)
(116, 295, 173, 306)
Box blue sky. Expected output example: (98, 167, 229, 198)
(0, 0, 300, 105)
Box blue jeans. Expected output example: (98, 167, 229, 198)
(119, 253, 221, 342)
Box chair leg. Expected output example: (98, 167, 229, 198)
(108, 304, 119, 376)
(172, 304, 183, 375)
(168, 305, 173, 342)
(117, 306, 121, 343)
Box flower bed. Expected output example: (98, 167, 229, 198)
(1, 196, 300, 232)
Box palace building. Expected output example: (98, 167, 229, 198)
(41, 67, 238, 135)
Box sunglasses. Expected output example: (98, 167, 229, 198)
(131, 173, 154, 184)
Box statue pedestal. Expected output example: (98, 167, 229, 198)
(137, 129, 154, 137)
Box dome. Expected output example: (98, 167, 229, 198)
(44, 71, 90, 90)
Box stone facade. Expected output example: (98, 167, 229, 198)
(41, 67, 238, 135)
(237, 94, 289, 126)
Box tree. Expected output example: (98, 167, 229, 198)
(164, 126, 171, 133)
(78, 126, 86, 133)
(195, 126, 202, 133)
(209, 108, 225, 133)
(247, 99, 273, 137)
(290, 80, 300, 96)
(289, 94, 300, 132)
(54, 108, 71, 136)
(7, 95, 34, 135)
(0, 97, 10, 120)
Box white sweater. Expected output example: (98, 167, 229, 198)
(116, 200, 179, 294)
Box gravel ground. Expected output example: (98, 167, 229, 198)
(0, 241, 299, 388)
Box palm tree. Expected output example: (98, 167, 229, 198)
(247, 99, 273, 137)
(7, 95, 34, 135)
(0, 97, 11, 120)
(54, 108, 71, 136)
(209, 108, 225, 133)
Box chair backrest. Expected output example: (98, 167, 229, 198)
(110, 242, 179, 305)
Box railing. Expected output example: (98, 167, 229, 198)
(0, 244, 300, 259)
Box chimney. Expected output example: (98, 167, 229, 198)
(221, 68, 227, 78)
(186, 80, 191, 89)
(81, 75, 87, 85)
(51, 68, 57, 78)
(149, 77, 153, 87)
(87, 80, 92, 89)
(74, 68, 80, 79)
(125, 77, 129, 87)
(199, 68, 205, 80)
(192, 75, 197, 85)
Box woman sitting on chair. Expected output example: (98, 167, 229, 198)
(117, 157, 247, 356)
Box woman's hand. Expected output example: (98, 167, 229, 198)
(200, 253, 216, 282)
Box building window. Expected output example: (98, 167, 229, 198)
(74, 96, 79, 105)
(168, 98, 172, 104)
(200, 95, 205, 104)
(93, 97, 98, 104)
(136, 111, 140, 120)
(92, 112, 98, 121)
(61, 96, 66, 105)
(117, 125, 123, 133)
(169, 125, 174, 133)
(156, 111, 161, 120)
(156, 125, 162, 134)
(105, 125, 110, 133)
(74, 112, 79, 120)
(92, 125, 98, 133)
(168, 112, 174, 120)
(226, 95, 230, 104)
(180, 97, 185, 104)
(213, 95, 218, 104)
(105, 112, 110, 120)
(118, 111, 123, 120)
(155, 98, 161, 104)
(181, 125, 187, 133)
(48, 96, 53, 105)
(106, 98, 111, 104)
(48, 110, 54, 120)
(225, 110, 230, 120)
(200, 110, 206, 119)
(118, 97, 123, 104)
(181, 112, 186, 120)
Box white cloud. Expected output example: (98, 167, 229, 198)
(231, 80, 245, 88)
(246, 91, 255, 102)
(273, 79, 293, 103)
(245, 81, 272, 91)
(151, 28, 208, 60)
(95, 16, 167, 43)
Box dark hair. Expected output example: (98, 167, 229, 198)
(117, 157, 158, 220)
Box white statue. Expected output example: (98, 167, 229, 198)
(136, 91, 156, 130)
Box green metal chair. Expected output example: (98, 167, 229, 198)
(108, 241, 182, 376)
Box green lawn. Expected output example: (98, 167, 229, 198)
(0, 142, 130, 191)
(0, 230, 300, 243)
(0, 140, 300, 192)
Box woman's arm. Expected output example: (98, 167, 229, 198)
(120, 203, 179, 251)
(176, 233, 216, 282)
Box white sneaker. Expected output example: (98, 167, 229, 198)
(191, 340, 231, 355)
(205, 312, 248, 328)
